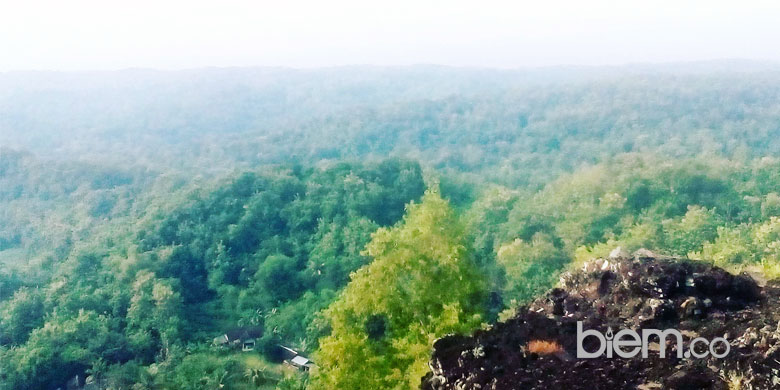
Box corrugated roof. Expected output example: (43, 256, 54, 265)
(291, 356, 309, 366)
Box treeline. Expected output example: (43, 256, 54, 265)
(7, 153, 780, 389)
(0, 158, 425, 390)
(5, 67, 780, 189)
(467, 155, 780, 307)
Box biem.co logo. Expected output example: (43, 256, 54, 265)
(576, 322, 729, 359)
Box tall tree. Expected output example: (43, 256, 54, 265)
(312, 189, 486, 390)
(126, 271, 182, 362)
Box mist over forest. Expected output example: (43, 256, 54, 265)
(4, 61, 780, 389)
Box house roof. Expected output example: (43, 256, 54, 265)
(291, 356, 310, 366)
(224, 326, 263, 342)
(279, 345, 299, 360)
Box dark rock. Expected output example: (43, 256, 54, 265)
(598, 271, 615, 296)
(664, 368, 722, 390)
(550, 288, 568, 315)
(422, 255, 775, 390)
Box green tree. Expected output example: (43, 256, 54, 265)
(496, 232, 569, 303)
(664, 205, 721, 256)
(126, 271, 182, 361)
(312, 189, 486, 390)
(2, 310, 123, 390)
(0, 287, 44, 345)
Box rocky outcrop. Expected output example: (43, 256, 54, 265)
(422, 250, 780, 389)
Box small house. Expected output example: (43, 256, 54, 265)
(213, 326, 263, 351)
(290, 355, 314, 371)
(279, 345, 315, 371)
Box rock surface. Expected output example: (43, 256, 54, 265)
(422, 250, 780, 389)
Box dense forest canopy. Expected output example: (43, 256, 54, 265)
(3, 62, 780, 389)
(4, 63, 780, 185)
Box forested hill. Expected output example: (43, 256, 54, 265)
(6, 63, 780, 389)
(4, 63, 780, 186)
(0, 158, 426, 389)
(0, 148, 162, 265)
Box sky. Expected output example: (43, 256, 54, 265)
(1, 0, 780, 71)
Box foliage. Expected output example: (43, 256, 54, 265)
(0, 310, 126, 390)
(496, 233, 568, 303)
(8, 67, 780, 389)
(126, 271, 183, 362)
(0, 158, 425, 389)
(312, 190, 486, 390)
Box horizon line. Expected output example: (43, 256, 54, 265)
(2, 58, 779, 74)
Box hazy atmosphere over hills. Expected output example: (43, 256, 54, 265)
(4, 62, 780, 176)
(5, 62, 780, 389)
(6, 0, 780, 387)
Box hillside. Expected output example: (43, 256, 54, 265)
(0, 147, 160, 265)
(6, 64, 780, 389)
(4, 64, 780, 188)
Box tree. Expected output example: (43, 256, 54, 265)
(253, 254, 303, 304)
(126, 271, 182, 361)
(496, 232, 569, 303)
(664, 205, 721, 256)
(0, 287, 44, 345)
(2, 310, 123, 390)
(312, 189, 486, 390)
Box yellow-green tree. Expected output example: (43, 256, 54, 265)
(311, 190, 486, 390)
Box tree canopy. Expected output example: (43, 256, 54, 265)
(313, 190, 486, 390)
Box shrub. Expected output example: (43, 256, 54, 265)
(527, 340, 563, 355)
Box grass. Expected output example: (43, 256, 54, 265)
(185, 350, 300, 390)
(756, 260, 780, 281)
(238, 352, 307, 389)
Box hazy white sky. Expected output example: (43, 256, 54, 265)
(1, 0, 779, 71)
